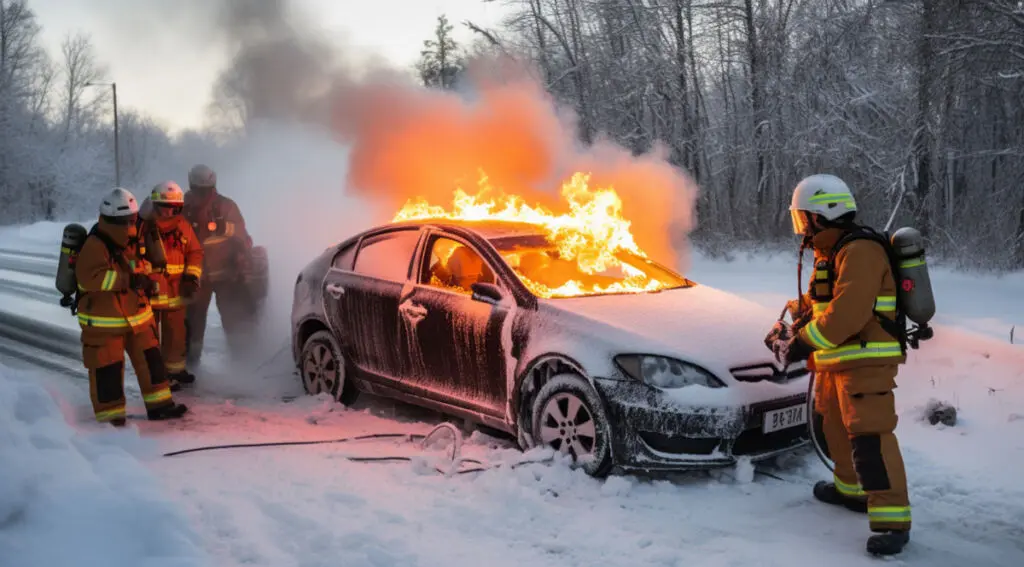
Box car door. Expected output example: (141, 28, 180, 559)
(322, 227, 422, 385)
(397, 232, 511, 417)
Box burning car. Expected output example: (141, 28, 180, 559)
(290, 174, 810, 476)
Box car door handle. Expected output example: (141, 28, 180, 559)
(326, 283, 345, 298)
(399, 300, 427, 319)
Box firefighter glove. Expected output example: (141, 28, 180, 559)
(180, 275, 199, 299)
(763, 320, 791, 351)
(130, 273, 158, 295)
(772, 334, 813, 366)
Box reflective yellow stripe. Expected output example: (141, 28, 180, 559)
(185, 265, 202, 278)
(126, 308, 154, 328)
(204, 236, 228, 246)
(813, 341, 903, 367)
(95, 406, 126, 422)
(78, 307, 153, 329)
(224, 222, 236, 237)
(100, 270, 118, 291)
(805, 321, 837, 350)
(144, 386, 172, 405)
(150, 295, 183, 309)
(808, 193, 855, 206)
(834, 475, 866, 497)
(873, 295, 897, 312)
(165, 263, 185, 275)
(815, 270, 828, 278)
(868, 506, 911, 524)
(813, 302, 828, 314)
(61, 246, 72, 255)
(166, 360, 187, 373)
(900, 258, 925, 269)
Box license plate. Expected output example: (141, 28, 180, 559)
(763, 404, 807, 434)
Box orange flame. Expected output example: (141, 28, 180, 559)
(392, 172, 684, 298)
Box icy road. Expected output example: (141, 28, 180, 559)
(2, 223, 1023, 567)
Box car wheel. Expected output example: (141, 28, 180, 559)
(300, 330, 359, 405)
(530, 373, 613, 477)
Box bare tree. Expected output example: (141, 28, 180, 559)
(58, 32, 104, 141)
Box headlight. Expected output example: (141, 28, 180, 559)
(614, 354, 726, 389)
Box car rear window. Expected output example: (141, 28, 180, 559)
(352, 229, 420, 281)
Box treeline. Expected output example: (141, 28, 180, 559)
(452, 0, 1024, 269)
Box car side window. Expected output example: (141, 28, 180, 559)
(332, 243, 356, 270)
(422, 236, 496, 294)
(352, 229, 420, 281)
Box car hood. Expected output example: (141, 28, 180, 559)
(538, 284, 782, 376)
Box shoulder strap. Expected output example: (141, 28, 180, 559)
(89, 225, 134, 274)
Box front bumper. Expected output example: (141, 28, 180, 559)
(594, 378, 810, 471)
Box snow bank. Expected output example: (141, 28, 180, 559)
(0, 363, 209, 567)
(0, 220, 89, 254)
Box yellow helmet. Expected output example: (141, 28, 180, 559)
(151, 181, 185, 205)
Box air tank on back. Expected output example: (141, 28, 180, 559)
(890, 227, 935, 327)
(56, 223, 88, 306)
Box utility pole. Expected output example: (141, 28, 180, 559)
(84, 81, 120, 187)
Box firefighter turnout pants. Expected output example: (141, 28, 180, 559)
(815, 365, 912, 532)
(185, 278, 256, 362)
(81, 324, 174, 422)
(155, 307, 188, 375)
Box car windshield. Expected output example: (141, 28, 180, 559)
(489, 233, 695, 299)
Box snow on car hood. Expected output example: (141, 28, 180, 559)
(539, 284, 781, 375)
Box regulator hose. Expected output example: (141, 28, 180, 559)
(161, 421, 550, 476)
(806, 371, 835, 473)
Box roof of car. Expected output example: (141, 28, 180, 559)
(384, 218, 548, 240)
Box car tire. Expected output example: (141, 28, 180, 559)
(299, 330, 359, 405)
(530, 373, 613, 478)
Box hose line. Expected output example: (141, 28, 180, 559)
(161, 421, 549, 476)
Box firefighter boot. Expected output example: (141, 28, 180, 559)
(813, 481, 868, 513)
(147, 402, 189, 420)
(867, 530, 909, 556)
(172, 370, 196, 385)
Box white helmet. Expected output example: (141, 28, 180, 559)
(151, 180, 185, 205)
(789, 174, 857, 234)
(188, 164, 216, 189)
(99, 187, 140, 218)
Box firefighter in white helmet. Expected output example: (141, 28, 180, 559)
(140, 181, 204, 389)
(75, 187, 188, 424)
(766, 173, 911, 556)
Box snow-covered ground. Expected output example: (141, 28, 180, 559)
(2, 221, 1023, 566)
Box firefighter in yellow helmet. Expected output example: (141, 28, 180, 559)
(182, 164, 257, 363)
(75, 187, 188, 425)
(140, 181, 204, 390)
(766, 174, 911, 556)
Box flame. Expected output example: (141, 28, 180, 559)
(392, 172, 682, 298)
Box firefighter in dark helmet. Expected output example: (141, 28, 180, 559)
(75, 187, 188, 425)
(766, 174, 911, 556)
(182, 164, 256, 363)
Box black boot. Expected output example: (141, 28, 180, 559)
(168, 378, 182, 392)
(110, 417, 127, 427)
(171, 370, 196, 385)
(867, 530, 909, 556)
(813, 481, 868, 513)
(147, 402, 189, 420)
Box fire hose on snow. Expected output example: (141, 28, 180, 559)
(162, 421, 555, 476)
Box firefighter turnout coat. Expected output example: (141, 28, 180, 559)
(75, 218, 175, 422)
(797, 227, 912, 533)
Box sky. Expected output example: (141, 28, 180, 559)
(29, 0, 512, 135)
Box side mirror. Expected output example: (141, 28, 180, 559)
(470, 282, 504, 304)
